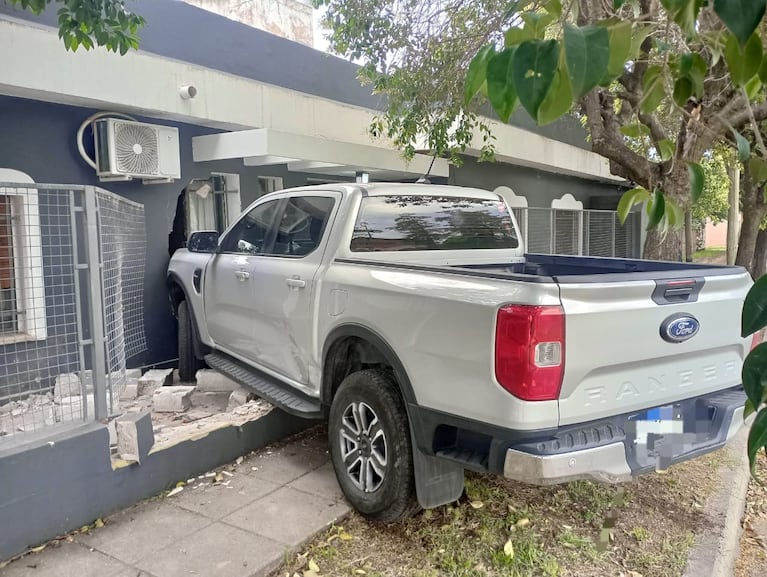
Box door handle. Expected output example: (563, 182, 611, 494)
(234, 270, 250, 281)
(286, 276, 306, 289)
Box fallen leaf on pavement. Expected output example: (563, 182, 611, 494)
(308, 559, 320, 573)
(470, 501, 484, 509)
(167, 486, 184, 497)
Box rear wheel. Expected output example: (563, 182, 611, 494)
(177, 300, 199, 382)
(328, 369, 420, 522)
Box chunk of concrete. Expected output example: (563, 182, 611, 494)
(227, 387, 257, 411)
(115, 412, 154, 463)
(55, 394, 95, 421)
(195, 369, 240, 392)
(153, 385, 195, 413)
(54, 374, 82, 398)
(138, 369, 174, 396)
(125, 368, 142, 380)
(120, 381, 139, 401)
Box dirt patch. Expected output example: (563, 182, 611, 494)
(276, 450, 725, 577)
(735, 452, 767, 577)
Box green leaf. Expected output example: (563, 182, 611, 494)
(725, 32, 763, 87)
(742, 273, 767, 337)
(505, 26, 535, 48)
(600, 21, 632, 83)
(714, 0, 766, 47)
(661, 0, 704, 38)
(658, 139, 675, 161)
(747, 408, 767, 478)
(734, 129, 751, 163)
(629, 25, 655, 60)
(465, 44, 495, 106)
(746, 76, 763, 100)
(617, 186, 651, 224)
(487, 48, 518, 123)
(647, 189, 666, 230)
(614, 0, 627, 7)
(678, 53, 707, 97)
(746, 398, 757, 419)
(750, 157, 767, 182)
(537, 65, 573, 125)
(743, 342, 767, 415)
(619, 123, 651, 138)
(759, 57, 767, 83)
(665, 199, 685, 229)
(512, 40, 560, 120)
(688, 162, 705, 203)
(545, 0, 563, 18)
(673, 77, 693, 107)
(640, 65, 665, 114)
(563, 24, 610, 98)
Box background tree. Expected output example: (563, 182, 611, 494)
(5, 0, 144, 53)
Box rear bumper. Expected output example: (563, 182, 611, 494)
(502, 387, 748, 485)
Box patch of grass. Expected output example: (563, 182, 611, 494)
(278, 454, 724, 577)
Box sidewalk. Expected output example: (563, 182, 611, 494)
(2, 427, 349, 577)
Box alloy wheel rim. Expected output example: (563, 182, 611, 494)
(339, 401, 388, 493)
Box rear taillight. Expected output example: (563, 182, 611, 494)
(495, 305, 565, 401)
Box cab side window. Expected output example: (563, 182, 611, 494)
(220, 199, 281, 254)
(271, 196, 335, 257)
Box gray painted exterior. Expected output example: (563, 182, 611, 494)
(0, 409, 311, 561)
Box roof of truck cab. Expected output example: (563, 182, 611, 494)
(278, 182, 503, 200)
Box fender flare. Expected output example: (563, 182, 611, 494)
(321, 323, 416, 406)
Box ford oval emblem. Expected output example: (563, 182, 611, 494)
(660, 314, 700, 343)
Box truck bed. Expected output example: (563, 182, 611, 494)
(455, 253, 745, 283)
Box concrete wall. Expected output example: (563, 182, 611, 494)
(184, 0, 314, 46)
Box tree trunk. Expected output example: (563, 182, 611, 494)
(684, 211, 694, 262)
(735, 211, 761, 269)
(727, 165, 741, 265)
(643, 228, 684, 261)
(753, 228, 767, 280)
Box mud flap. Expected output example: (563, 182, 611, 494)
(410, 429, 465, 509)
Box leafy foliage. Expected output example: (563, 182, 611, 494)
(7, 0, 144, 53)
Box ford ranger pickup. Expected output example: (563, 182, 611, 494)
(167, 183, 754, 522)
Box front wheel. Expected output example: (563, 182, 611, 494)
(177, 300, 199, 383)
(328, 369, 420, 523)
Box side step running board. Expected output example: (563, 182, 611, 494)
(204, 353, 323, 419)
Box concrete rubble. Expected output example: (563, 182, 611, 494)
(0, 368, 273, 447)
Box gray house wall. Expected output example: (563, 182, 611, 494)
(0, 95, 350, 373)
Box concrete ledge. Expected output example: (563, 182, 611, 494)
(683, 428, 751, 577)
(0, 409, 314, 561)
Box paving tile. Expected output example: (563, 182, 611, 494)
(223, 486, 350, 547)
(245, 445, 329, 485)
(1, 542, 128, 577)
(136, 523, 284, 577)
(171, 474, 280, 519)
(76, 501, 210, 565)
(289, 462, 345, 502)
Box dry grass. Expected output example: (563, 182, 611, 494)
(276, 449, 726, 577)
(735, 452, 767, 577)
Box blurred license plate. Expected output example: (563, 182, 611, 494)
(631, 405, 684, 444)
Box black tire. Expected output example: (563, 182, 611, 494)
(328, 369, 420, 523)
(177, 300, 198, 383)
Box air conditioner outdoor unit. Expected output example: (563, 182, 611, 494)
(93, 118, 181, 183)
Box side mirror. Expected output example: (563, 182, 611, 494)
(187, 231, 219, 254)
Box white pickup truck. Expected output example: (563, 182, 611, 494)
(167, 182, 753, 522)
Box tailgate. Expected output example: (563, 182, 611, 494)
(557, 270, 752, 426)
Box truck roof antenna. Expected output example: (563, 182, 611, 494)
(416, 153, 437, 184)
